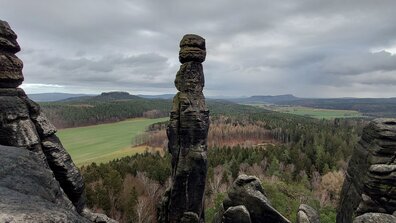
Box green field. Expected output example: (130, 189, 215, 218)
(252, 105, 363, 119)
(282, 107, 362, 119)
(57, 117, 168, 166)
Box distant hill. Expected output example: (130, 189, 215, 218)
(231, 94, 300, 104)
(61, 91, 142, 102)
(28, 93, 94, 102)
(138, 94, 175, 99)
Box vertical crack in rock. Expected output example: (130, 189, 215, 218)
(337, 118, 396, 223)
(159, 34, 209, 223)
(0, 19, 116, 222)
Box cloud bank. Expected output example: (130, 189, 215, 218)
(1, 0, 395, 97)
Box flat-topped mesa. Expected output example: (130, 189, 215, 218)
(0, 20, 116, 223)
(159, 34, 209, 223)
(337, 118, 396, 223)
(0, 20, 23, 88)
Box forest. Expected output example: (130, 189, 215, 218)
(76, 106, 367, 223)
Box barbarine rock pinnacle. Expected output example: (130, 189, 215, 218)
(158, 34, 209, 223)
(0, 19, 116, 223)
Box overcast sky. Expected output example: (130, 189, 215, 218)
(1, 0, 396, 97)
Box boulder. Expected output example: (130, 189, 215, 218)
(0, 20, 20, 53)
(179, 34, 206, 63)
(218, 174, 291, 223)
(0, 20, 23, 88)
(297, 204, 320, 223)
(223, 205, 252, 223)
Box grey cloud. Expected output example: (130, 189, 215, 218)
(1, 0, 396, 97)
(320, 51, 396, 75)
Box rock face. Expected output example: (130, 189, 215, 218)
(297, 204, 320, 223)
(158, 34, 209, 223)
(214, 175, 291, 223)
(0, 20, 115, 223)
(337, 118, 396, 223)
(0, 145, 89, 223)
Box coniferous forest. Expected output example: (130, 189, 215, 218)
(70, 101, 366, 223)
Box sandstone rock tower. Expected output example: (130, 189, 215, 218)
(159, 34, 209, 223)
(337, 118, 396, 223)
(0, 20, 115, 223)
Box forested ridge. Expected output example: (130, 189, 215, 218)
(80, 109, 366, 223)
(40, 98, 170, 128)
(39, 92, 265, 128)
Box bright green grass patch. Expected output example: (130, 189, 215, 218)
(252, 105, 363, 119)
(58, 117, 168, 166)
(278, 106, 362, 119)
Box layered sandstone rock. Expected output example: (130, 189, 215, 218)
(0, 20, 23, 87)
(297, 204, 320, 223)
(158, 34, 209, 223)
(214, 175, 291, 223)
(337, 118, 396, 223)
(0, 20, 115, 223)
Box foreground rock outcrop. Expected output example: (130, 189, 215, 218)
(0, 19, 115, 223)
(297, 204, 320, 223)
(0, 145, 90, 223)
(214, 175, 291, 223)
(337, 118, 396, 223)
(158, 34, 209, 223)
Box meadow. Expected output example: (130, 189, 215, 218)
(251, 105, 363, 119)
(57, 117, 168, 166)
